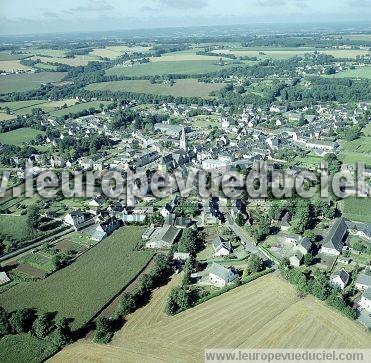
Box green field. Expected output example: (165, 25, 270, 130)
(0, 215, 31, 242)
(342, 136, 371, 154)
(0, 99, 47, 111)
(0, 99, 79, 116)
(363, 124, 371, 137)
(0, 226, 154, 330)
(342, 197, 371, 223)
(30, 55, 99, 67)
(326, 66, 371, 79)
(339, 152, 371, 165)
(0, 333, 58, 363)
(0, 52, 30, 61)
(0, 72, 66, 94)
(213, 48, 370, 59)
(294, 154, 323, 168)
(86, 79, 223, 98)
(49, 101, 109, 117)
(191, 114, 220, 129)
(106, 60, 234, 77)
(339, 136, 371, 165)
(0, 127, 45, 146)
(343, 34, 371, 41)
(34, 63, 58, 71)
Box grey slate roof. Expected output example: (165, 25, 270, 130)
(356, 273, 371, 288)
(298, 237, 312, 252)
(331, 269, 350, 285)
(363, 288, 371, 301)
(91, 230, 106, 242)
(209, 263, 236, 282)
(323, 218, 347, 252)
(212, 236, 231, 252)
(162, 226, 181, 245)
(346, 221, 371, 238)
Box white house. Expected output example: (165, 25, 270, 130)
(209, 263, 238, 287)
(89, 196, 104, 209)
(212, 235, 232, 257)
(330, 269, 350, 290)
(355, 273, 371, 291)
(64, 210, 85, 228)
(359, 288, 371, 311)
(0, 271, 10, 285)
(289, 252, 303, 267)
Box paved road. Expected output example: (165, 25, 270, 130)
(220, 206, 278, 269)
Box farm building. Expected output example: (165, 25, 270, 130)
(142, 226, 156, 240)
(146, 225, 181, 249)
(209, 263, 238, 287)
(320, 218, 348, 255)
(279, 212, 292, 231)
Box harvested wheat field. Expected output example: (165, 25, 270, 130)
(49, 274, 371, 363)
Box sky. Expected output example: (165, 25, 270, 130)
(0, 0, 371, 35)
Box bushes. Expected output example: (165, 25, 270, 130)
(9, 308, 36, 334)
(166, 268, 273, 315)
(0, 306, 72, 348)
(94, 317, 113, 344)
(112, 251, 173, 327)
(165, 287, 191, 315)
(326, 290, 356, 320)
(281, 268, 356, 320)
(32, 313, 54, 339)
(244, 254, 264, 276)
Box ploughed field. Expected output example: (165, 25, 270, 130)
(50, 274, 370, 363)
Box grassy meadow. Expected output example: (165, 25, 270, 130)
(342, 197, 371, 223)
(0, 72, 66, 94)
(214, 47, 370, 59)
(339, 135, 371, 165)
(0, 226, 154, 330)
(30, 55, 98, 67)
(86, 79, 224, 98)
(0, 99, 47, 111)
(49, 100, 108, 117)
(0, 333, 58, 363)
(106, 59, 233, 77)
(326, 66, 371, 79)
(0, 127, 44, 146)
(0, 215, 31, 242)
